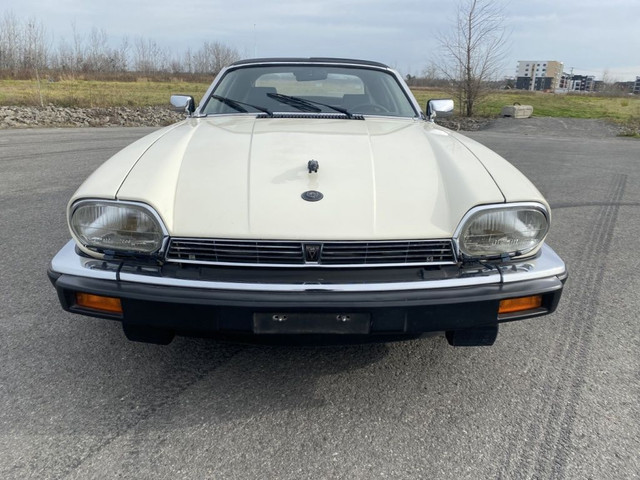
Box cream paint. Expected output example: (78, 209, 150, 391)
(70, 115, 547, 242)
(96, 115, 509, 240)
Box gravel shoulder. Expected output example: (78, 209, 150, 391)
(476, 116, 626, 138)
(0, 105, 183, 128)
(1, 105, 631, 137)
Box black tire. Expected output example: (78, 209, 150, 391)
(122, 324, 175, 345)
(445, 326, 498, 347)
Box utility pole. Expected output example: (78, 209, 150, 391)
(570, 66, 574, 91)
(530, 63, 535, 91)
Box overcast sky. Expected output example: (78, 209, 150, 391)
(3, 0, 640, 80)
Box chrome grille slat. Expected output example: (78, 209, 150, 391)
(166, 238, 456, 267)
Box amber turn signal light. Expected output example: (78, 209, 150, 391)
(75, 292, 123, 314)
(498, 295, 542, 314)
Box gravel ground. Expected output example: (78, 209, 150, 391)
(477, 116, 627, 137)
(0, 105, 184, 129)
(1, 105, 636, 136)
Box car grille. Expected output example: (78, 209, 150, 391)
(165, 238, 456, 267)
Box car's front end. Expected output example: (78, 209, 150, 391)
(48, 58, 567, 346)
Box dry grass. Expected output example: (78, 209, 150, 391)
(412, 87, 640, 123)
(0, 78, 210, 108)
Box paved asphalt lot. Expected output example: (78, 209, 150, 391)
(1, 119, 638, 479)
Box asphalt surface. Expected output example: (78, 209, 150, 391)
(1, 119, 639, 479)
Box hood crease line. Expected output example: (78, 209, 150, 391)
(364, 120, 378, 234)
(246, 117, 257, 234)
(448, 130, 507, 204)
(171, 122, 202, 230)
(115, 122, 183, 200)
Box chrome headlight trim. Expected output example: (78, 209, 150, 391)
(453, 202, 550, 260)
(68, 199, 169, 256)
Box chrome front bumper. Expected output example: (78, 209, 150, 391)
(48, 240, 567, 341)
(50, 240, 566, 293)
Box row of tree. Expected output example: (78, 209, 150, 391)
(2, 1, 511, 116)
(0, 11, 240, 77)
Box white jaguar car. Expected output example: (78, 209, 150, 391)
(48, 58, 567, 346)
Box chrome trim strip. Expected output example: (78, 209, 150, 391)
(69, 199, 170, 237)
(452, 202, 550, 259)
(68, 199, 170, 256)
(498, 244, 566, 283)
(51, 241, 121, 281)
(165, 237, 457, 268)
(163, 259, 457, 269)
(51, 241, 566, 293)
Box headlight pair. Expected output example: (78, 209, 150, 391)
(70, 201, 166, 255)
(69, 200, 549, 261)
(455, 203, 549, 259)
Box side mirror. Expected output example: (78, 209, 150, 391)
(426, 98, 454, 121)
(170, 95, 195, 115)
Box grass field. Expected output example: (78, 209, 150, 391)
(0, 79, 211, 108)
(410, 88, 640, 123)
(1, 79, 639, 126)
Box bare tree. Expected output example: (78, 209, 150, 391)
(115, 36, 130, 71)
(421, 63, 440, 83)
(599, 69, 623, 95)
(0, 10, 241, 78)
(54, 38, 74, 72)
(183, 47, 194, 74)
(86, 27, 107, 71)
(133, 36, 168, 74)
(70, 21, 86, 73)
(192, 41, 240, 75)
(0, 11, 21, 73)
(437, 0, 508, 116)
(23, 18, 49, 106)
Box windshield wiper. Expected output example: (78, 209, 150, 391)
(265, 93, 321, 113)
(210, 95, 273, 116)
(267, 93, 354, 118)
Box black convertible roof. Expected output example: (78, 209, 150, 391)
(230, 57, 390, 68)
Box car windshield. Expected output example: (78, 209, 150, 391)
(201, 64, 418, 118)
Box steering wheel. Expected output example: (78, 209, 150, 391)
(350, 103, 391, 114)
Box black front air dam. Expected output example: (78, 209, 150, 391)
(49, 270, 565, 337)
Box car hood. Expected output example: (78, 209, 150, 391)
(89, 117, 513, 239)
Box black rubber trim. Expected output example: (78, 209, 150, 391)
(230, 57, 389, 68)
(49, 271, 565, 336)
(51, 273, 563, 309)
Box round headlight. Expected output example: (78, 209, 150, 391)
(456, 204, 549, 258)
(70, 201, 165, 254)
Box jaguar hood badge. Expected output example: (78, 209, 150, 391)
(308, 160, 319, 173)
(301, 190, 323, 202)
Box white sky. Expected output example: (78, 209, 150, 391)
(3, 0, 640, 81)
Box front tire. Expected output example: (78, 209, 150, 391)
(122, 324, 175, 345)
(445, 326, 498, 346)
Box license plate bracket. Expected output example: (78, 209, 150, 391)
(253, 312, 371, 334)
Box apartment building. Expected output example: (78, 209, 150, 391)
(634, 76, 640, 94)
(569, 74, 596, 92)
(515, 61, 564, 91)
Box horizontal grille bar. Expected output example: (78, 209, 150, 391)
(168, 239, 304, 265)
(166, 238, 456, 267)
(320, 241, 454, 265)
